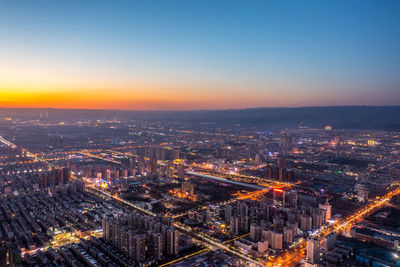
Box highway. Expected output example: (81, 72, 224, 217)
(0, 135, 18, 149)
(0, 136, 262, 265)
(266, 184, 400, 266)
(83, 179, 263, 265)
(6, 135, 399, 266)
(187, 171, 266, 190)
(173, 222, 262, 266)
(188, 169, 295, 188)
(158, 233, 252, 267)
(73, 176, 156, 217)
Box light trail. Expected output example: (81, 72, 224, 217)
(0, 135, 17, 149)
(187, 171, 265, 190)
(79, 152, 122, 164)
(266, 185, 400, 266)
(188, 169, 295, 189)
(158, 233, 251, 267)
(80, 176, 262, 265)
(173, 222, 262, 266)
(158, 248, 209, 267)
(234, 189, 271, 200)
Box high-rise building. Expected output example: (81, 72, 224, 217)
(102, 218, 113, 242)
(8, 244, 22, 267)
(134, 234, 146, 262)
(254, 154, 261, 165)
(321, 233, 336, 251)
(306, 238, 320, 264)
(312, 210, 325, 229)
(150, 158, 158, 173)
(62, 167, 71, 183)
(270, 231, 283, 250)
(250, 223, 262, 242)
(225, 205, 232, 223)
(206, 204, 220, 222)
(151, 232, 163, 260)
(230, 216, 240, 235)
(0, 245, 7, 267)
(278, 157, 287, 169)
(283, 226, 294, 244)
(166, 228, 179, 256)
(319, 200, 332, 221)
(300, 215, 312, 231)
(273, 188, 285, 206)
(182, 182, 195, 195)
(128, 231, 135, 259)
(286, 190, 298, 208)
(278, 157, 287, 180)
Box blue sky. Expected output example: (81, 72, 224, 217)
(0, 0, 399, 109)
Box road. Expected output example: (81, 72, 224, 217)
(187, 171, 266, 190)
(173, 222, 262, 266)
(158, 233, 252, 267)
(266, 184, 400, 266)
(83, 179, 263, 265)
(5, 136, 399, 266)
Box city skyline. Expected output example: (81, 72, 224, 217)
(1, 0, 400, 110)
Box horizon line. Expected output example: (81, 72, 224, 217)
(1, 104, 399, 113)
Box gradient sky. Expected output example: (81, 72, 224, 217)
(1, 0, 399, 110)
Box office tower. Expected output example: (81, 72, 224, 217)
(306, 238, 320, 264)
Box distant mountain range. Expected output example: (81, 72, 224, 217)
(1, 106, 399, 131)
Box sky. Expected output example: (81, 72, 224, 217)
(0, 0, 399, 110)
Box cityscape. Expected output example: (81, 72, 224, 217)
(0, 109, 399, 267)
(1, 1, 400, 267)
